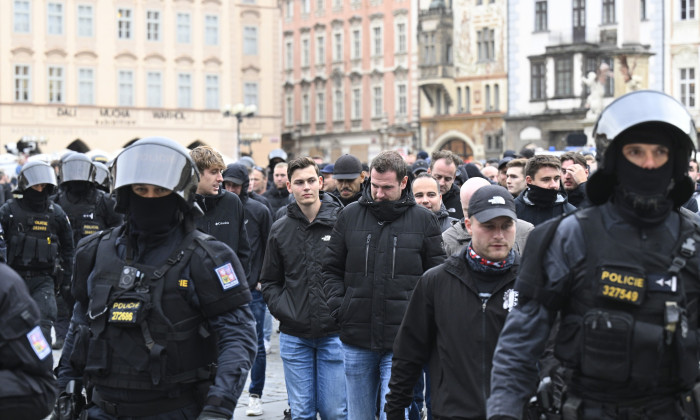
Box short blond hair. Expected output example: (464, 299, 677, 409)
(190, 146, 225, 173)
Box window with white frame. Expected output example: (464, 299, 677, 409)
(244, 82, 259, 107)
(14, 1, 31, 33)
(177, 13, 191, 43)
(681, 67, 696, 107)
(302, 0, 310, 14)
(397, 84, 407, 116)
(178, 73, 192, 108)
(147, 72, 162, 108)
(681, 0, 696, 19)
(205, 15, 219, 45)
(555, 57, 573, 97)
(286, 41, 294, 69)
(118, 8, 132, 39)
(494, 83, 500, 110)
(118, 70, 134, 106)
(457, 87, 462, 113)
(352, 88, 361, 119)
(396, 23, 406, 53)
(14, 65, 31, 102)
(602, 0, 615, 24)
(316, 35, 325, 64)
(372, 26, 383, 56)
(316, 91, 325, 122)
(334, 89, 343, 121)
(302, 94, 310, 123)
(286, 0, 293, 18)
(535, 1, 547, 31)
(302, 38, 310, 67)
(531, 60, 546, 100)
(77, 4, 93, 37)
(146, 11, 160, 41)
(485, 84, 491, 111)
(317, 0, 325, 11)
(48, 66, 64, 103)
(352, 29, 361, 59)
(334, 32, 343, 61)
(244, 26, 258, 55)
(48, 2, 64, 35)
(285, 95, 293, 125)
(77, 68, 94, 105)
(206, 75, 219, 110)
(373, 86, 383, 117)
(465, 86, 471, 112)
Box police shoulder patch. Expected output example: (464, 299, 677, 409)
(27, 326, 51, 360)
(215, 262, 240, 290)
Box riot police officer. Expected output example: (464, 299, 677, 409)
(52, 153, 122, 349)
(56, 137, 257, 419)
(0, 262, 57, 420)
(0, 160, 74, 342)
(487, 90, 700, 420)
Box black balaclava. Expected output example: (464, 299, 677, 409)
(127, 189, 182, 235)
(613, 128, 675, 227)
(22, 187, 50, 211)
(526, 184, 559, 207)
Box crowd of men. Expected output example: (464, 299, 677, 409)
(3, 90, 700, 420)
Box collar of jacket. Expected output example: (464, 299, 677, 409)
(522, 188, 568, 207)
(358, 184, 415, 222)
(441, 251, 520, 295)
(194, 188, 226, 213)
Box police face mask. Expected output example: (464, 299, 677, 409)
(22, 187, 49, 211)
(127, 189, 181, 235)
(614, 141, 674, 228)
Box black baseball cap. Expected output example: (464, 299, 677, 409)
(411, 159, 429, 175)
(333, 154, 363, 180)
(468, 185, 517, 223)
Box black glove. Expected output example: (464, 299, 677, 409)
(196, 409, 230, 420)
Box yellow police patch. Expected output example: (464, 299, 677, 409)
(596, 267, 646, 305)
(178, 279, 189, 288)
(108, 300, 141, 325)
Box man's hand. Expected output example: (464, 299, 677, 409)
(564, 164, 588, 184)
(196, 409, 230, 420)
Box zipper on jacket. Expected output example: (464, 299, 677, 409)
(392, 235, 397, 279)
(365, 234, 372, 276)
(478, 292, 492, 405)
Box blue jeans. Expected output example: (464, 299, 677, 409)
(342, 343, 403, 420)
(248, 290, 267, 396)
(263, 307, 272, 342)
(279, 333, 347, 420)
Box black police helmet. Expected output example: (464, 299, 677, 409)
(587, 90, 697, 206)
(111, 137, 200, 213)
(17, 160, 57, 194)
(60, 153, 95, 184)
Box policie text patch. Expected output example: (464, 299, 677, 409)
(215, 262, 239, 290)
(596, 267, 646, 306)
(108, 300, 141, 324)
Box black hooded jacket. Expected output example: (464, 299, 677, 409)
(322, 184, 446, 351)
(441, 183, 464, 220)
(194, 189, 252, 279)
(263, 187, 292, 215)
(261, 191, 342, 338)
(223, 164, 273, 290)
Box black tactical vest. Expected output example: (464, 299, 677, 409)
(84, 230, 217, 391)
(554, 206, 700, 401)
(6, 199, 60, 271)
(57, 190, 108, 244)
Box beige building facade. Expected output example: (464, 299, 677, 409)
(1, 0, 282, 165)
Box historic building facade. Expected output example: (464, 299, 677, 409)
(280, 0, 418, 163)
(1, 0, 282, 164)
(665, 0, 700, 124)
(417, 0, 508, 161)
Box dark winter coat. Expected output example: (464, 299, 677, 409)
(441, 183, 464, 220)
(514, 188, 576, 226)
(322, 186, 445, 351)
(263, 187, 292, 215)
(261, 192, 342, 338)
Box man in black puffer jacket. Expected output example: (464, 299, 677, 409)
(261, 157, 347, 419)
(190, 147, 251, 279)
(322, 151, 445, 420)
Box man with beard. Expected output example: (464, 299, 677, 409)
(55, 137, 256, 419)
(322, 151, 445, 420)
(51, 153, 122, 349)
(221, 163, 273, 416)
(488, 91, 700, 420)
(0, 161, 74, 343)
(514, 155, 576, 226)
(190, 146, 251, 279)
(428, 150, 464, 219)
(331, 154, 365, 206)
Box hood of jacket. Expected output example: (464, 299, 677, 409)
(194, 187, 225, 213)
(358, 180, 415, 223)
(223, 163, 250, 203)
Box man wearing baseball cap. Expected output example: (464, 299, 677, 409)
(386, 185, 519, 420)
(331, 154, 365, 206)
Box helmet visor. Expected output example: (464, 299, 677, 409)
(112, 143, 198, 197)
(61, 159, 94, 183)
(20, 163, 57, 190)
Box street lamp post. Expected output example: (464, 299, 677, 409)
(222, 103, 257, 159)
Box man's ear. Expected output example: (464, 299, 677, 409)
(465, 217, 473, 235)
(525, 175, 533, 185)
